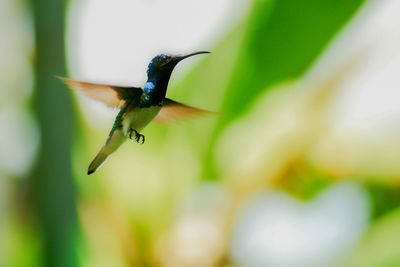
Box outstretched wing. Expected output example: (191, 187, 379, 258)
(58, 76, 142, 108)
(154, 98, 215, 123)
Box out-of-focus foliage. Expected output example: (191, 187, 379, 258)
(339, 208, 400, 267)
(183, 0, 366, 179)
(4, 0, 400, 266)
(217, 0, 365, 122)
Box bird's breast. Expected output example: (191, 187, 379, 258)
(122, 105, 161, 134)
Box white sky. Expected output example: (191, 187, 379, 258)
(67, 0, 247, 84)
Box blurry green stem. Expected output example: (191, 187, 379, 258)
(30, 0, 79, 266)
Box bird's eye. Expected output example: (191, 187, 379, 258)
(162, 55, 167, 60)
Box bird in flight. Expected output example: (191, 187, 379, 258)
(59, 51, 213, 174)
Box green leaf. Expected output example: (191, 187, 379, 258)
(220, 0, 366, 124)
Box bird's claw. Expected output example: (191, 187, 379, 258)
(136, 132, 145, 144)
(129, 129, 145, 144)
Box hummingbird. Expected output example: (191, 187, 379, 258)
(59, 51, 212, 175)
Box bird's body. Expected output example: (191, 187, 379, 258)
(59, 51, 211, 174)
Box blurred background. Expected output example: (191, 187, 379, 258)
(2, 0, 400, 266)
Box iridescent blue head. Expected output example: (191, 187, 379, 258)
(146, 51, 210, 79)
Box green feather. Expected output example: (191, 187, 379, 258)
(112, 106, 127, 132)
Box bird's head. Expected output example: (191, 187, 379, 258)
(146, 51, 210, 79)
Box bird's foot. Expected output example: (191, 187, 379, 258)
(135, 131, 145, 144)
(129, 129, 145, 144)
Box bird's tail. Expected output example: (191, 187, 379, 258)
(87, 129, 126, 175)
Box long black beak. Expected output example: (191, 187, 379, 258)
(178, 51, 210, 61)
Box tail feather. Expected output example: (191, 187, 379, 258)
(87, 129, 126, 175)
(87, 147, 109, 175)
